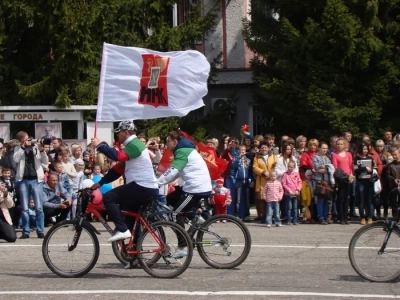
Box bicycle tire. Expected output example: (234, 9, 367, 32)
(349, 222, 400, 282)
(42, 220, 100, 278)
(196, 214, 251, 269)
(136, 221, 193, 278)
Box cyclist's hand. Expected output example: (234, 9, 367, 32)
(395, 179, 400, 185)
(59, 202, 68, 209)
(91, 183, 101, 190)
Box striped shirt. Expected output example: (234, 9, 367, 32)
(263, 180, 284, 202)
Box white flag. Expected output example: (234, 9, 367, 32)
(96, 43, 210, 121)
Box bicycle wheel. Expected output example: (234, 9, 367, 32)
(349, 222, 400, 282)
(136, 221, 193, 278)
(196, 214, 251, 269)
(42, 220, 100, 278)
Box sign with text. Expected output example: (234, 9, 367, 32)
(0, 112, 80, 121)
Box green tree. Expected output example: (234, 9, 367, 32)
(244, 0, 400, 139)
(0, 0, 219, 109)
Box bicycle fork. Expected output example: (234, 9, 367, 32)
(378, 222, 395, 255)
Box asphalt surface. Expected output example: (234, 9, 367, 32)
(1, 217, 400, 300)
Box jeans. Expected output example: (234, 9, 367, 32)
(357, 181, 374, 219)
(317, 198, 329, 221)
(285, 195, 298, 224)
(235, 181, 250, 219)
(266, 201, 281, 225)
(19, 179, 44, 235)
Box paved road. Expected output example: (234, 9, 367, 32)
(1, 220, 400, 300)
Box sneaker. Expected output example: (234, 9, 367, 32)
(37, 233, 44, 239)
(222, 220, 227, 223)
(266, 224, 271, 228)
(20, 234, 29, 239)
(286, 222, 293, 225)
(360, 218, 366, 225)
(293, 222, 299, 225)
(107, 230, 131, 243)
(173, 247, 188, 259)
(326, 219, 333, 224)
(367, 218, 373, 225)
(276, 224, 282, 227)
(319, 220, 328, 225)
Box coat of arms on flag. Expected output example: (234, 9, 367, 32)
(139, 54, 170, 107)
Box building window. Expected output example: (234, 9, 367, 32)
(178, 0, 199, 24)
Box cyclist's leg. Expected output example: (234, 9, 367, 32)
(174, 193, 206, 249)
(103, 182, 158, 238)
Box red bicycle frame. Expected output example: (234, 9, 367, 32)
(84, 201, 165, 256)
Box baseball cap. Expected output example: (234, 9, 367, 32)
(113, 120, 135, 133)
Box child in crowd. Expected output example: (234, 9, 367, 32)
(28, 198, 36, 229)
(60, 150, 77, 184)
(52, 161, 74, 211)
(71, 159, 85, 218)
(82, 151, 92, 178)
(212, 178, 232, 222)
(282, 161, 302, 225)
(300, 169, 315, 223)
(263, 171, 283, 227)
(91, 164, 103, 178)
(231, 144, 253, 222)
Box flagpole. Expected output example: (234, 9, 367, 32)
(94, 120, 98, 138)
(95, 42, 107, 138)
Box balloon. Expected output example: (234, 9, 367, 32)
(92, 189, 103, 205)
(81, 179, 94, 189)
(240, 124, 251, 139)
(92, 175, 112, 194)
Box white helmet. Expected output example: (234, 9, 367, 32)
(81, 179, 94, 189)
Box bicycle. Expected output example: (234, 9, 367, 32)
(42, 189, 193, 279)
(348, 186, 400, 282)
(112, 199, 252, 269)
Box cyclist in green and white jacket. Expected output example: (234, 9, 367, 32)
(158, 131, 212, 256)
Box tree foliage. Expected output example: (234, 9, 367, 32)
(244, 0, 400, 139)
(0, 0, 219, 109)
